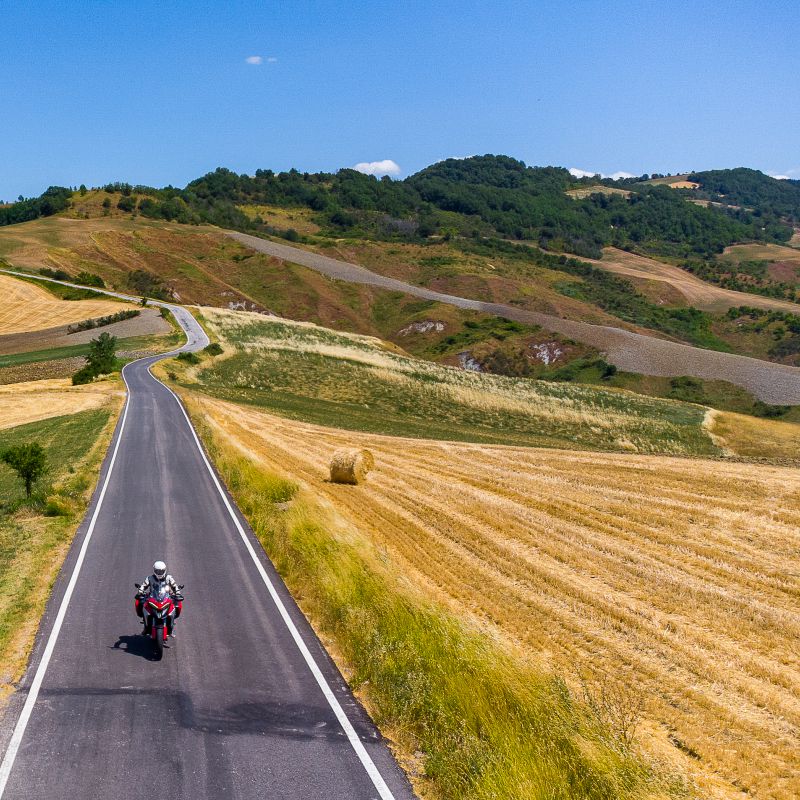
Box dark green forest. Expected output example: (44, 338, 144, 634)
(1, 156, 794, 263)
(687, 167, 800, 222)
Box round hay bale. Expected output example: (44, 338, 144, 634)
(329, 448, 374, 485)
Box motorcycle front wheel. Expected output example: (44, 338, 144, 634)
(154, 626, 164, 661)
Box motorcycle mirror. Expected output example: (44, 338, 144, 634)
(134, 583, 141, 589)
(178, 584, 185, 589)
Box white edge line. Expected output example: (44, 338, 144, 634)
(155, 377, 397, 800)
(0, 366, 134, 798)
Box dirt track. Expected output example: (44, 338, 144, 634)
(228, 233, 800, 404)
(590, 247, 800, 313)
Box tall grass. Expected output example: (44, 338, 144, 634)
(195, 309, 717, 457)
(198, 415, 686, 800)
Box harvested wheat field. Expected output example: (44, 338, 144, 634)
(0, 273, 130, 335)
(0, 378, 121, 430)
(192, 393, 800, 800)
(589, 248, 800, 315)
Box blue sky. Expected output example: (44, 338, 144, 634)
(0, 0, 797, 198)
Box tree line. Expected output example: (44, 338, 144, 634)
(1, 156, 794, 263)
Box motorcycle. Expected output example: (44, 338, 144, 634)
(134, 581, 184, 660)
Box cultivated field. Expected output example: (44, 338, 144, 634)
(720, 242, 800, 266)
(589, 248, 800, 314)
(191, 393, 800, 800)
(565, 184, 631, 199)
(0, 378, 121, 430)
(640, 175, 695, 187)
(0, 273, 130, 334)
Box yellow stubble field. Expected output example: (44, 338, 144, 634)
(0, 273, 129, 334)
(0, 379, 122, 430)
(192, 393, 800, 800)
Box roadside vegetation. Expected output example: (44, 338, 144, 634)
(71, 332, 118, 385)
(179, 308, 719, 456)
(182, 406, 690, 799)
(0, 404, 121, 699)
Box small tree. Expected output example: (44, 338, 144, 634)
(87, 332, 117, 374)
(1, 443, 47, 497)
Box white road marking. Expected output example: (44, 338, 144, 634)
(156, 376, 397, 800)
(0, 369, 134, 798)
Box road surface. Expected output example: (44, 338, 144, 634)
(0, 300, 414, 799)
(227, 233, 800, 405)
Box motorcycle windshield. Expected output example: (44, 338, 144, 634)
(149, 582, 170, 601)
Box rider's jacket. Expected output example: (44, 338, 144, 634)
(137, 573, 179, 597)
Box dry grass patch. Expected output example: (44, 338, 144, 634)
(586, 248, 800, 314)
(0, 273, 130, 334)
(707, 410, 800, 461)
(720, 243, 800, 266)
(191, 394, 800, 800)
(566, 185, 632, 199)
(238, 204, 322, 235)
(194, 307, 717, 456)
(0, 378, 122, 430)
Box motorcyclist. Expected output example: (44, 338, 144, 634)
(135, 560, 182, 634)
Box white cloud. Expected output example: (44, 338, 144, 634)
(353, 159, 401, 177)
(245, 55, 263, 65)
(267, 56, 278, 63)
(568, 167, 600, 179)
(569, 167, 634, 180)
(771, 174, 791, 181)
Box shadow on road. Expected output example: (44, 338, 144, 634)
(111, 633, 162, 660)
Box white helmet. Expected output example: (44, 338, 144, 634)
(153, 560, 167, 580)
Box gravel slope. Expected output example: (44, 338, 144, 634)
(228, 233, 800, 405)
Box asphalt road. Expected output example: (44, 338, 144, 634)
(227, 233, 800, 405)
(0, 302, 415, 799)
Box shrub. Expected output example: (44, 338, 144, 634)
(44, 495, 73, 517)
(203, 342, 224, 356)
(71, 365, 96, 385)
(67, 309, 139, 334)
(601, 361, 618, 379)
(39, 267, 71, 281)
(752, 401, 791, 418)
(176, 351, 201, 364)
(668, 376, 706, 404)
(74, 271, 105, 288)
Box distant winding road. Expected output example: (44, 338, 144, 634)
(0, 281, 415, 799)
(228, 233, 800, 405)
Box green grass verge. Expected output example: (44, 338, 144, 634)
(182, 313, 718, 457)
(0, 408, 117, 687)
(189, 414, 686, 799)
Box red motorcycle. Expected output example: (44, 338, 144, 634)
(134, 581, 184, 660)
